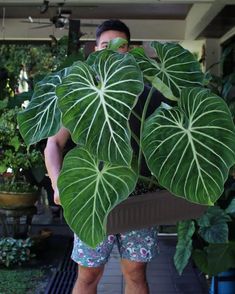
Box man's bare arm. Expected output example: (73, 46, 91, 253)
(44, 127, 70, 205)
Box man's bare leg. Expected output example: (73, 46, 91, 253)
(72, 264, 104, 294)
(121, 259, 149, 294)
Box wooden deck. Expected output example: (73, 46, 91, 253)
(42, 231, 209, 294)
(1, 209, 209, 294)
(98, 235, 208, 294)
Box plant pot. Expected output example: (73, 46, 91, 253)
(210, 269, 235, 294)
(0, 191, 39, 209)
(107, 190, 207, 234)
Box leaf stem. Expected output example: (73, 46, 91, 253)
(131, 110, 141, 121)
(138, 86, 155, 173)
(131, 130, 140, 146)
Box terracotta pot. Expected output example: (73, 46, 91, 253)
(107, 190, 207, 234)
(0, 191, 39, 209)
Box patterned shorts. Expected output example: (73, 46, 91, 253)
(71, 227, 158, 267)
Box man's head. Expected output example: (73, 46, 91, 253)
(95, 19, 130, 53)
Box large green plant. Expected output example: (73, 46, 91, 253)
(0, 42, 67, 78)
(174, 192, 235, 276)
(0, 107, 44, 192)
(18, 40, 235, 247)
(174, 52, 235, 276)
(0, 41, 69, 104)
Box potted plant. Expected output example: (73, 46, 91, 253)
(174, 53, 235, 292)
(0, 38, 85, 210)
(0, 106, 44, 209)
(18, 39, 235, 247)
(174, 178, 235, 293)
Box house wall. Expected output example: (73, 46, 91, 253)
(0, 19, 186, 41)
(1, 17, 234, 76)
(204, 38, 221, 75)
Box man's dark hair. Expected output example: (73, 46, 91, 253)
(96, 19, 130, 45)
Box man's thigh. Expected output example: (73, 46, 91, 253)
(71, 234, 116, 267)
(117, 227, 158, 262)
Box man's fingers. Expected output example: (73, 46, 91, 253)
(54, 187, 61, 205)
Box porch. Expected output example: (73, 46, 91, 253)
(30, 215, 209, 294)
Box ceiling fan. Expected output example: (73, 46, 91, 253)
(25, 16, 99, 30)
(22, 2, 99, 30)
(24, 5, 71, 29)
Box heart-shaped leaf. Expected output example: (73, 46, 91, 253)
(18, 67, 71, 145)
(192, 249, 209, 275)
(197, 206, 231, 243)
(226, 198, 235, 216)
(142, 87, 235, 204)
(131, 42, 204, 100)
(174, 220, 195, 275)
(193, 242, 235, 276)
(57, 50, 143, 165)
(107, 37, 128, 51)
(58, 147, 137, 248)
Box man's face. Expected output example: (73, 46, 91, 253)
(95, 30, 129, 53)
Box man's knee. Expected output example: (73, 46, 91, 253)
(121, 260, 147, 284)
(78, 265, 104, 286)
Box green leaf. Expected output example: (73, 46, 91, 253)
(0, 164, 7, 173)
(0, 99, 8, 110)
(86, 50, 98, 66)
(9, 136, 20, 151)
(142, 87, 235, 205)
(193, 242, 235, 276)
(174, 240, 193, 275)
(199, 222, 229, 244)
(107, 37, 128, 51)
(197, 206, 231, 243)
(174, 220, 195, 275)
(192, 249, 209, 274)
(177, 220, 196, 241)
(225, 198, 235, 216)
(57, 50, 143, 165)
(17, 67, 71, 145)
(151, 76, 176, 101)
(58, 147, 138, 248)
(131, 42, 204, 100)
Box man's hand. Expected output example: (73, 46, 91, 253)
(53, 186, 61, 205)
(44, 128, 70, 207)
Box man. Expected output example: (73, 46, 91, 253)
(18, 64, 29, 93)
(44, 19, 158, 294)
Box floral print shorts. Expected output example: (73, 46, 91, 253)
(71, 227, 158, 267)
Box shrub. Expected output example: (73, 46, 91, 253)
(0, 237, 35, 267)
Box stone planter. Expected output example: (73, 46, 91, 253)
(0, 191, 39, 237)
(0, 191, 39, 209)
(107, 190, 207, 234)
